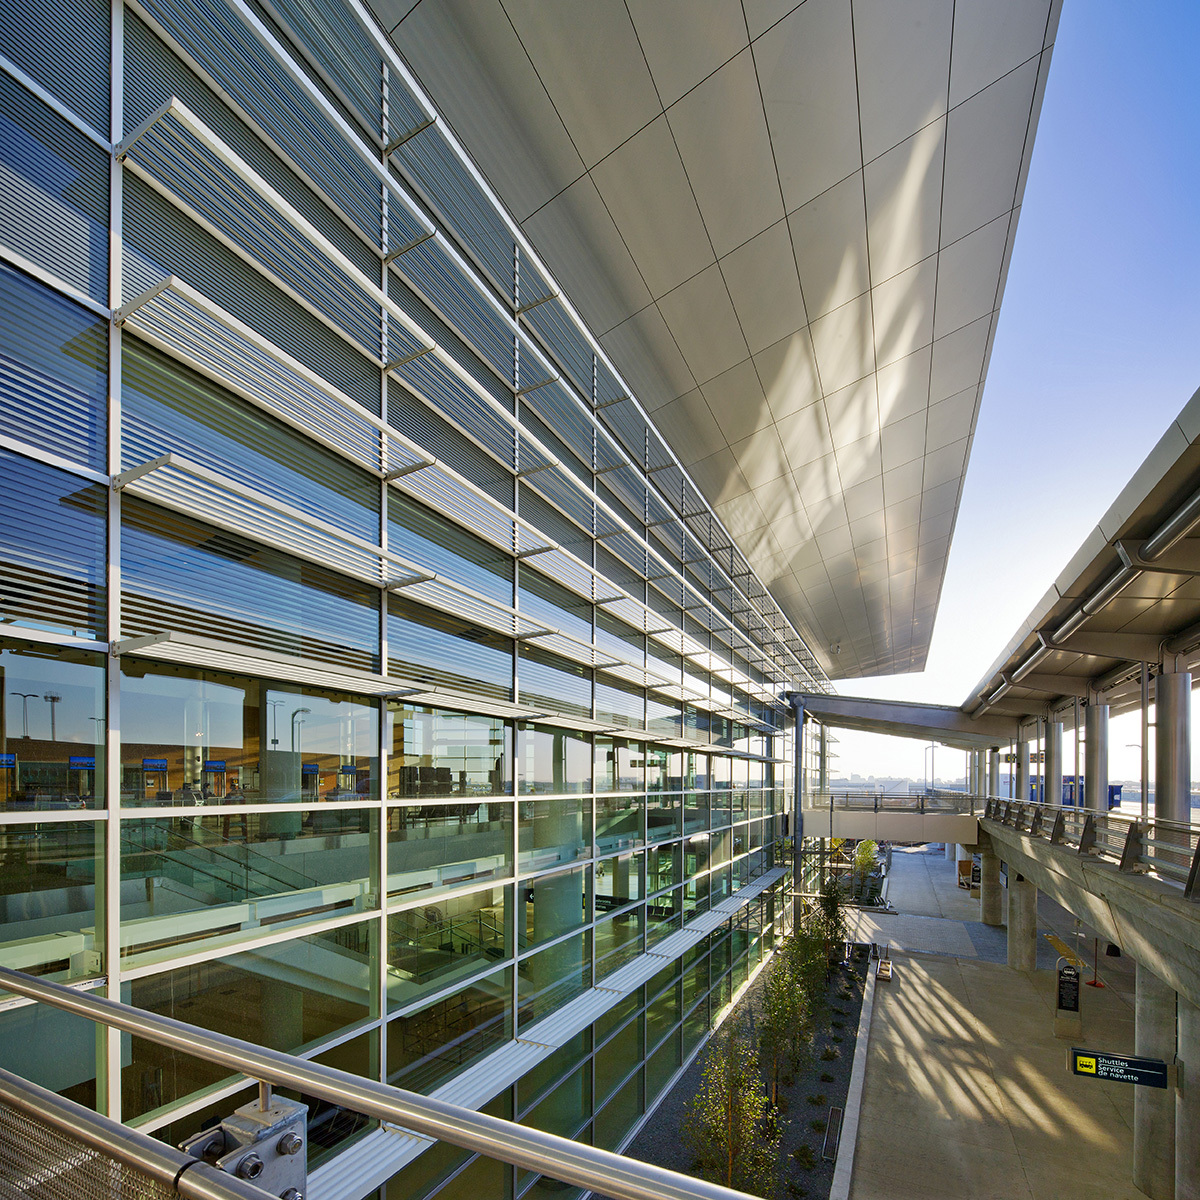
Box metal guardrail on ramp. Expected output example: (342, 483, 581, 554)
(0, 966, 761, 1200)
(0, 1065, 273, 1200)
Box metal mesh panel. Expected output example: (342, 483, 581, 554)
(0, 1104, 173, 1200)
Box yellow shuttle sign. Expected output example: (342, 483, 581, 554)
(1069, 1048, 1168, 1088)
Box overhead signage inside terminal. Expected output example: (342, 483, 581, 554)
(1070, 1048, 1169, 1088)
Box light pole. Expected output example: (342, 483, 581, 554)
(11, 693, 37, 739)
(42, 693, 61, 742)
(266, 699, 284, 747)
(291, 707, 311, 754)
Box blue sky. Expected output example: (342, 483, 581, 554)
(834, 0, 1200, 780)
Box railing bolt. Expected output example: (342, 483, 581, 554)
(281, 1190, 304, 1200)
(278, 1132, 303, 1156)
(235, 1153, 264, 1180)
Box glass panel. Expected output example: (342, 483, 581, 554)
(518, 725, 592, 795)
(390, 706, 511, 799)
(520, 865, 587, 952)
(123, 339, 377, 539)
(646, 980, 681, 1051)
(645, 1031, 681, 1106)
(594, 851, 642, 912)
(121, 812, 374, 962)
(594, 794, 641, 854)
(593, 989, 639, 1047)
(645, 747, 681, 792)
(682, 790, 708, 835)
(517, 795, 589, 872)
(682, 998, 707, 1054)
(595, 1023, 643, 1114)
(645, 692, 681, 739)
(519, 568, 591, 645)
(1, 641, 105, 808)
(646, 791, 679, 843)
(682, 956, 708, 1010)
(120, 662, 379, 807)
(0, 262, 106, 470)
(387, 800, 512, 900)
(388, 885, 509, 1010)
(517, 930, 590, 1029)
(0, 449, 106, 639)
(0, 72, 108, 301)
(522, 1062, 590, 1138)
(594, 675, 643, 728)
(594, 907, 642, 982)
(518, 646, 590, 719)
(390, 490, 511, 605)
(388, 597, 513, 700)
(122, 498, 379, 672)
(0, 1001, 98, 1107)
(0, 819, 101, 981)
(387, 967, 512, 1094)
(594, 738, 644, 792)
(516, 1028, 590, 1113)
(124, 925, 373, 1119)
(646, 842, 679, 895)
(594, 609, 642, 664)
(594, 1070, 643, 1151)
(646, 888, 681, 947)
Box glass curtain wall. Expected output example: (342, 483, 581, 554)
(0, 0, 824, 1192)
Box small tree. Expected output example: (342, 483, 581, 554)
(760, 951, 808, 1104)
(683, 1023, 778, 1196)
(815, 878, 848, 971)
(852, 839, 879, 899)
(784, 926, 826, 1051)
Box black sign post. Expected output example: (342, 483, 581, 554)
(1070, 1048, 1171, 1089)
(1057, 963, 1080, 1013)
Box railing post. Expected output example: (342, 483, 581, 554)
(1050, 811, 1066, 845)
(1185, 834, 1200, 900)
(1078, 813, 1097, 856)
(1119, 821, 1144, 872)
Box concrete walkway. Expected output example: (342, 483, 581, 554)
(848, 845, 1141, 1200)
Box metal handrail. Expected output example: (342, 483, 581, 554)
(803, 789, 977, 815)
(0, 967, 759, 1200)
(980, 796, 1200, 898)
(0, 1066, 271, 1200)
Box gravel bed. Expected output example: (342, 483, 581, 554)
(598, 949, 868, 1200)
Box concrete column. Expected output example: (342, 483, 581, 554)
(988, 749, 1000, 800)
(1085, 700, 1109, 811)
(1007, 873, 1037, 970)
(979, 834, 1002, 926)
(1179, 994, 1200, 1200)
(944, 839, 955, 860)
(1134, 961, 1177, 1199)
(1045, 720, 1063, 807)
(1016, 742, 1030, 804)
(1156, 672, 1191, 825)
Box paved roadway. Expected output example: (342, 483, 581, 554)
(847, 845, 1143, 1200)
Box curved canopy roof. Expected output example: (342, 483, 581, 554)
(370, 0, 1062, 679)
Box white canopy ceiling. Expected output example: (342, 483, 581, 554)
(369, 0, 1061, 679)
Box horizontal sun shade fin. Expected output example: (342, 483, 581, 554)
(135, 0, 384, 242)
(118, 276, 423, 475)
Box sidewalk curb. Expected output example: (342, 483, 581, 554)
(829, 956, 877, 1200)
